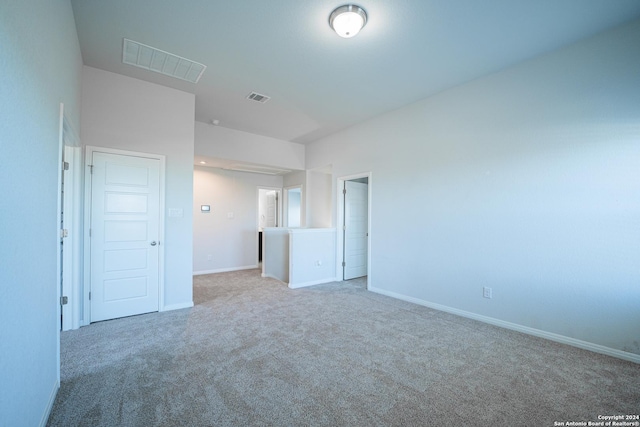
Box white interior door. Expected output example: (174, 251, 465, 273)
(344, 180, 368, 280)
(266, 191, 278, 227)
(90, 152, 160, 322)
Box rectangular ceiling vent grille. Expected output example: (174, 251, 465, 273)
(122, 39, 206, 84)
(246, 92, 271, 104)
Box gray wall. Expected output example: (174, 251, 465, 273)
(81, 66, 195, 311)
(307, 19, 640, 357)
(0, 1, 83, 425)
(193, 166, 283, 273)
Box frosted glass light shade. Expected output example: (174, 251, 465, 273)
(329, 5, 367, 38)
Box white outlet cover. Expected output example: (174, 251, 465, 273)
(483, 287, 492, 299)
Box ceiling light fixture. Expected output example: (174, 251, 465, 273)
(329, 4, 367, 38)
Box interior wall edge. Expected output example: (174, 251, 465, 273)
(38, 379, 59, 427)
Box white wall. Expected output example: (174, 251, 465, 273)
(306, 20, 640, 358)
(195, 121, 305, 170)
(284, 170, 306, 227)
(0, 1, 82, 425)
(289, 229, 337, 288)
(307, 170, 332, 228)
(287, 189, 302, 227)
(193, 166, 283, 273)
(262, 228, 337, 288)
(81, 66, 195, 311)
(282, 168, 331, 228)
(262, 228, 290, 283)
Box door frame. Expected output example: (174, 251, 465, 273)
(58, 103, 83, 331)
(256, 186, 282, 266)
(56, 103, 82, 381)
(83, 146, 166, 324)
(283, 184, 304, 228)
(336, 172, 372, 288)
(61, 144, 82, 331)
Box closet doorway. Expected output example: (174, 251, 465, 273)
(337, 173, 371, 286)
(284, 185, 302, 228)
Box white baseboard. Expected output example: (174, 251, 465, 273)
(289, 278, 335, 289)
(40, 379, 59, 427)
(369, 286, 640, 364)
(262, 273, 290, 286)
(161, 301, 194, 312)
(193, 265, 258, 276)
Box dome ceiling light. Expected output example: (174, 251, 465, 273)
(329, 5, 368, 38)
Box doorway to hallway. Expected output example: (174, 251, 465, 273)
(337, 173, 371, 286)
(343, 179, 368, 280)
(257, 187, 282, 263)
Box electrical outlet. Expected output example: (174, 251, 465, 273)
(483, 287, 492, 299)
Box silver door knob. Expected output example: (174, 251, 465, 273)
(150, 241, 157, 246)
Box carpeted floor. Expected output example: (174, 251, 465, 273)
(48, 269, 639, 426)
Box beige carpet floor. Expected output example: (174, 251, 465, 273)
(48, 269, 640, 426)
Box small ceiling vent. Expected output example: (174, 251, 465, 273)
(122, 39, 206, 84)
(246, 92, 271, 104)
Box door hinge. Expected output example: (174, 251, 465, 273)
(89, 228, 91, 237)
(343, 225, 346, 231)
(89, 164, 94, 174)
(63, 161, 69, 171)
(60, 296, 68, 305)
(89, 291, 91, 301)
(342, 261, 346, 267)
(343, 188, 346, 195)
(60, 229, 68, 238)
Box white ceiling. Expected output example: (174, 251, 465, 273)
(71, 0, 640, 145)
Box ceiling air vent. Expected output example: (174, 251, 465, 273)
(122, 39, 206, 84)
(246, 92, 271, 104)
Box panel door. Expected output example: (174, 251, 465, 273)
(344, 181, 368, 280)
(266, 191, 278, 227)
(90, 152, 160, 322)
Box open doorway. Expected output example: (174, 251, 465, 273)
(56, 104, 82, 385)
(284, 185, 302, 227)
(257, 187, 282, 263)
(58, 104, 82, 333)
(337, 173, 371, 287)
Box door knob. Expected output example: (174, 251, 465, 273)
(150, 241, 157, 246)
